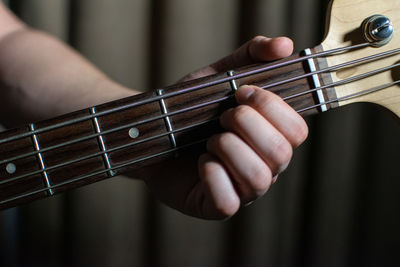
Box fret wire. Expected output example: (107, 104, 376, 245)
(3, 79, 399, 205)
(157, 89, 177, 148)
(227, 70, 238, 91)
(29, 124, 54, 196)
(1, 58, 399, 168)
(0, 42, 373, 146)
(90, 107, 115, 177)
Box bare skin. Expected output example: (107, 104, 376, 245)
(0, 3, 308, 219)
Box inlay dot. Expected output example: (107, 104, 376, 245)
(6, 163, 16, 174)
(129, 127, 139, 139)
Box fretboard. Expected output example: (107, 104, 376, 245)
(0, 45, 337, 210)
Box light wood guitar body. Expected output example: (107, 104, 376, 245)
(323, 0, 400, 117)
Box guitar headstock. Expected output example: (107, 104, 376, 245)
(321, 0, 400, 117)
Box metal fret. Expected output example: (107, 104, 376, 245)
(304, 48, 328, 112)
(157, 89, 177, 148)
(227, 70, 238, 91)
(90, 107, 115, 177)
(29, 124, 54, 195)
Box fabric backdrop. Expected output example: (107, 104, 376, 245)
(0, 0, 399, 266)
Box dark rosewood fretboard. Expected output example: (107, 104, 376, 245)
(0, 46, 337, 210)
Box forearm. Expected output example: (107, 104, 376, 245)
(0, 27, 136, 127)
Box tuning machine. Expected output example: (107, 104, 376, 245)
(362, 15, 394, 47)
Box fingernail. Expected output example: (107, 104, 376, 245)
(254, 36, 270, 44)
(242, 200, 254, 207)
(236, 85, 255, 100)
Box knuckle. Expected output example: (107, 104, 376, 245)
(291, 121, 309, 147)
(247, 164, 272, 195)
(215, 197, 240, 218)
(231, 105, 253, 126)
(199, 156, 219, 177)
(252, 35, 265, 43)
(218, 132, 236, 146)
(207, 132, 235, 151)
(252, 90, 279, 110)
(271, 137, 293, 172)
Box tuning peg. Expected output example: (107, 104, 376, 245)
(362, 15, 394, 47)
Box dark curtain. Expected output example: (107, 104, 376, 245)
(1, 0, 399, 266)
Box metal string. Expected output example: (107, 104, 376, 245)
(1, 78, 399, 205)
(0, 42, 373, 146)
(282, 62, 400, 100)
(259, 47, 400, 91)
(296, 79, 400, 113)
(1, 46, 399, 166)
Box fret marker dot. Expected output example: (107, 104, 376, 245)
(129, 128, 139, 139)
(6, 163, 16, 174)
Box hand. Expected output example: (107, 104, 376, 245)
(144, 36, 308, 219)
(178, 35, 295, 82)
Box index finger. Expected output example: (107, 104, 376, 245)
(210, 36, 294, 73)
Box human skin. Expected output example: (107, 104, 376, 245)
(0, 3, 308, 219)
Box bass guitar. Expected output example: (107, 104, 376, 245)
(0, 0, 399, 209)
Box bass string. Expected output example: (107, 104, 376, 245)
(1, 46, 399, 166)
(261, 48, 400, 91)
(1, 78, 399, 204)
(282, 62, 400, 100)
(297, 79, 400, 113)
(0, 42, 373, 146)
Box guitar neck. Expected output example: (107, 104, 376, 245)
(0, 45, 337, 210)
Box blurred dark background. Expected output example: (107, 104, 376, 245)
(0, 0, 400, 266)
